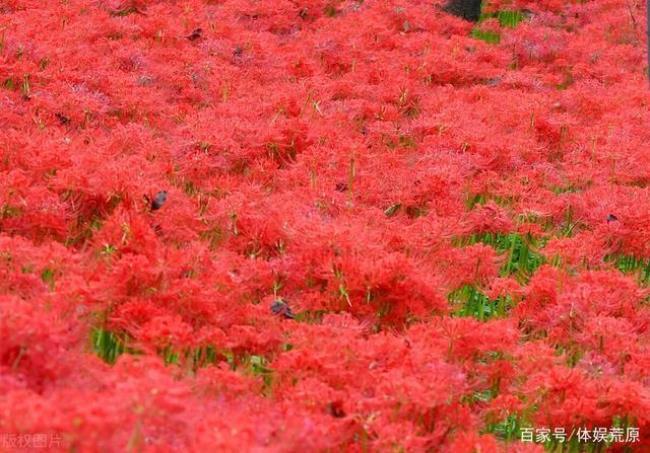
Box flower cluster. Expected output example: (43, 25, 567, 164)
(1, 0, 649, 451)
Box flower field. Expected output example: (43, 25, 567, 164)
(1, 0, 649, 451)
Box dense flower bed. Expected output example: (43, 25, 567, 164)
(1, 0, 649, 451)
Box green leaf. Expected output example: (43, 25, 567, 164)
(471, 29, 501, 44)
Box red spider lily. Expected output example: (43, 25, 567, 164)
(1, 0, 650, 450)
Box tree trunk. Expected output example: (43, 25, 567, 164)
(444, 0, 482, 22)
